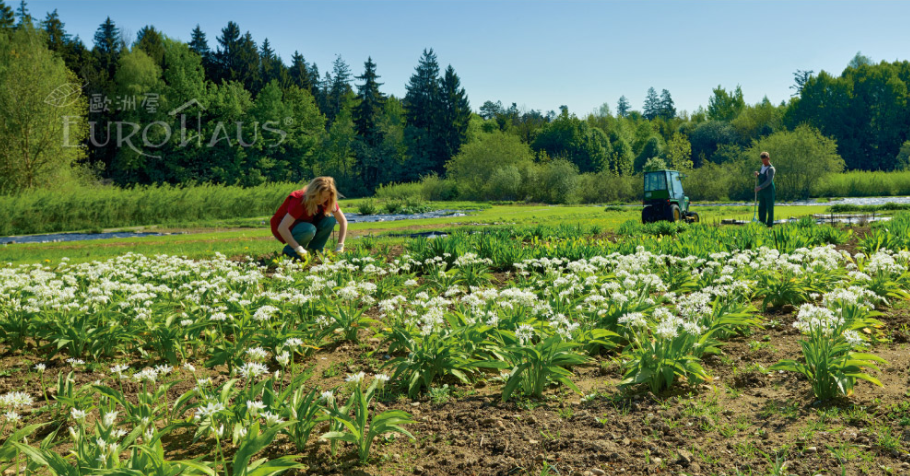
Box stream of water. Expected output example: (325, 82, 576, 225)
(0, 209, 474, 244)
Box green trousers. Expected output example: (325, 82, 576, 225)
(758, 186, 775, 227)
(282, 215, 336, 258)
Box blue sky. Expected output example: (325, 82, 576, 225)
(28, 0, 910, 116)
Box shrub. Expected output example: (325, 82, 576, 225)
(419, 174, 459, 201)
(446, 130, 535, 200)
(683, 162, 732, 202)
(357, 199, 379, 215)
(896, 140, 910, 171)
(486, 166, 523, 201)
(373, 182, 424, 202)
(576, 171, 635, 204)
(531, 159, 579, 204)
(746, 125, 845, 201)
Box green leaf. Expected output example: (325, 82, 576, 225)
(15, 443, 79, 476)
(0, 423, 45, 460)
(232, 421, 293, 474)
(241, 456, 303, 476)
(556, 376, 582, 394)
(320, 431, 357, 444)
(844, 373, 883, 387)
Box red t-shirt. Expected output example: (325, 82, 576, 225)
(270, 189, 340, 243)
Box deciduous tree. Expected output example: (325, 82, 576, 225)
(747, 125, 844, 200)
(707, 85, 745, 121)
(0, 25, 88, 193)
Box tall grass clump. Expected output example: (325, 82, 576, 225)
(827, 203, 910, 213)
(0, 182, 295, 236)
(813, 170, 910, 198)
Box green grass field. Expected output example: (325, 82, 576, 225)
(0, 203, 841, 265)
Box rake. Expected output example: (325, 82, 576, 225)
(751, 175, 760, 223)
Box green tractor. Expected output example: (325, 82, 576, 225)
(641, 170, 700, 223)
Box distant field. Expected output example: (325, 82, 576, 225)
(0, 203, 835, 265)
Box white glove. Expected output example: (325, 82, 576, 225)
(294, 245, 308, 256)
(335, 243, 345, 253)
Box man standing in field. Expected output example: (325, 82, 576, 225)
(754, 151, 776, 227)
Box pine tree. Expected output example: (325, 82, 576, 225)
(135, 26, 165, 67)
(353, 57, 385, 145)
(93, 17, 119, 54)
(790, 69, 813, 97)
(307, 62, 324, 110)
(317, 70, 332, 116)
(289, 51, 311, 92)
(214, 21, 241, 83)
(40, 9, 68, 52)
(58, 34, 95, 86)
(307, 61, 320, 95)
(273, 58, 290, 89)
(93, 17, 121, 78)
(437, 65, 470, 168)
(616, 95, 630, 118)
(14, 0, 29, 27)
(259, 38, 288, 86)
(235, 31, 260, 92)
(403, 49, 441, 177)
(259, 38, 277, 87)
(404, 48, 440, 130)
(353, 57, 386, 189)
(326, 55, 352, 124)
(0, 1, 14, 30)
(188, 25, 210, 57)
(189, 25, 215, 79)
(259, 38, 274, 59)
(642, 87, 660, 120)
(659, 89, 676, 119)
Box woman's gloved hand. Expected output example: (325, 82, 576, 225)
(294, 245, 308, 257)
(335, 243, 345, 253)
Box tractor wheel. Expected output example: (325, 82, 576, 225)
(642, 207, 653, 223)
(688, 212, 700, 223)
(669, 204, 681, 222)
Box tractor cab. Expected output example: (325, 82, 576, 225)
(641, 170, 699, 223)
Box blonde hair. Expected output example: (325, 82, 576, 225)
(302, 176, 339, 216)
(760, 151, 770, 160)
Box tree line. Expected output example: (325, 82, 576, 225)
(2, 1, 910, 198)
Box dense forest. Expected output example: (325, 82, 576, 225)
(2, 1, 910, 200)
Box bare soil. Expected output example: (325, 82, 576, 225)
(3, 302, 910, 476)
(3, 229, 910, 476)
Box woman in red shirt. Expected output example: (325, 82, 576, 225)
(271, 177, 348, 258)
